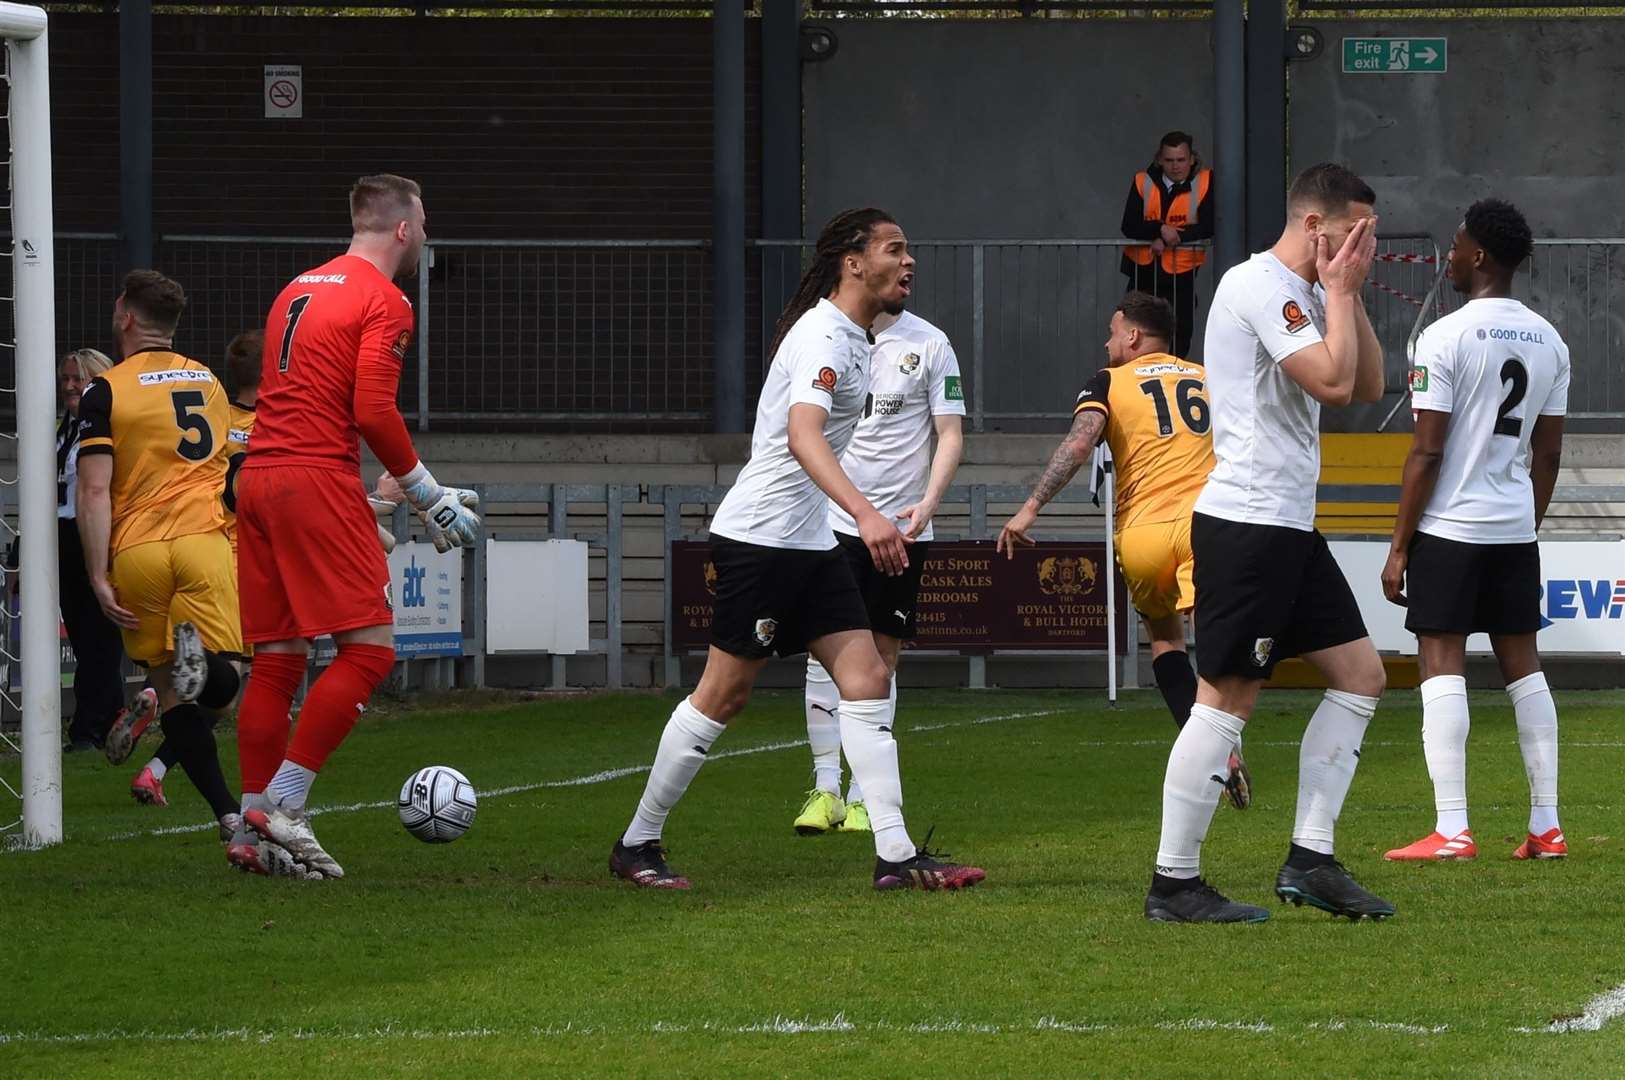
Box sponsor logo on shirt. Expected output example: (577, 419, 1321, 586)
(944, 375, 964, 402)
(296, 273, 347, 285)
(392, 329, 412, 358)
(872, 393, 906, 417)
(812, 366, 838, 393)
(899, 352, 921, 375)
(1409, 365, 1429, 393)
(137, 369, 213, 385)
(1282, 300, 1311, 334)
(228, 429, 250, 445)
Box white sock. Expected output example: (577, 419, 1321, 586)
(146, 758, 167, 781)
(242, 791, 272, 815)
(1419, 675, 1470, 837)
(1508, 671, 1561, 836)
(621, 697, 726, 847)
(1155, 703, 1245, 879)
(265, 761, 318, 813)
(804, 659, 842, 795)
(1292, 690, 1379, 855)
(839, 696, 913, 862)
(846, 675, 894, 805)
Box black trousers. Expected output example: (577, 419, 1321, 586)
(58, 518, 127, 746)
(1124, 265, 1200, 359)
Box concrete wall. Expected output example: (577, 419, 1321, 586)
(1289, 20, 1625, 241)
(803, 20, 1216, 240)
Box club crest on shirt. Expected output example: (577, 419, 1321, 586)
(1282, 300, 1311, 333)
(1037, 556, 1097, 597)
(812, 366, 838, 393)
(899, 352, 921, 375)
(1252, 637, 1274, 667)
(754, 618, 778, 646)
(391, 329, 412, 358)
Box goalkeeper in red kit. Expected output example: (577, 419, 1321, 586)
(227, 174, 480, 879)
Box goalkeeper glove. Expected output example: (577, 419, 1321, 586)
(394, 462, 481, 550)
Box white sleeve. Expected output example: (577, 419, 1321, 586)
(1540, 340, 1570, 417)
(1249, 285, 1325, 365)
(927, 338, 967, 416)
(1409, 325, 1456, 413)
(786, 333, 855, 412)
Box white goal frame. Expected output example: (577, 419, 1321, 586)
(0, 3, 59, 847)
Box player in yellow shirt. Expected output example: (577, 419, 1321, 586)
(127, 329, 262, 808)
(996, 292, 1248, 807)
(77, 271, 245, 837)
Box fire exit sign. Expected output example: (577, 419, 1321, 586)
(1342, 37, 1447, 74)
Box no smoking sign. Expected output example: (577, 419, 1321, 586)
(264, 64, 303, 118)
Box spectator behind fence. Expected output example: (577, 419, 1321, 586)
(57, 347, 128, 751)
(1120, 130, 1213, 358)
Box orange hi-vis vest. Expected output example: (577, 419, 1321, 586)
(1125, 169, 1211, 274)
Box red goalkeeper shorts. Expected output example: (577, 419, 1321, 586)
(237, 464, 393, 643)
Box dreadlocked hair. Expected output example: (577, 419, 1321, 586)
(766, 207, 897, 363)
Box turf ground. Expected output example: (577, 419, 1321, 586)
(3, 687, 1623, 1077)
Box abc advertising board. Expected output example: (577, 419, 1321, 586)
(670, 540, 1127, 650)
(388, 542, 463, 658)
(1331, 540, 1623, 656)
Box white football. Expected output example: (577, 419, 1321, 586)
(398, 765, 478, 843)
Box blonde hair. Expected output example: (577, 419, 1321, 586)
(63, 347, 114, 378)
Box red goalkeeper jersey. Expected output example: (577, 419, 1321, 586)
(247, 253, 419, 477)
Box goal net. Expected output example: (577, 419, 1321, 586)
(0, 3, 58, 847)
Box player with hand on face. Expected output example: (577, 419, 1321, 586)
(1147, 164, 1392, 924)
(228, 174, 481, 880)
(1382, 199, 1570, 864)
(611, 209, 984, 893)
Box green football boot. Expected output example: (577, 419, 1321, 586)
(793, 789, 847, 835)
(837, 800, 871, 833)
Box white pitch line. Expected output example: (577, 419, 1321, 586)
(83, 709, 1064, 844)
(0, 1013, 1466, 1046)
(1521, 983, 1625, 1034)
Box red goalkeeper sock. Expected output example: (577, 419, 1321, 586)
(285, 643, 395, 774)
(236, 651, 306, 796)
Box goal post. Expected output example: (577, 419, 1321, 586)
(0, 3, 60, 847)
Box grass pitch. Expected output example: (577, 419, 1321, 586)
(3, 687, 1623, 1077)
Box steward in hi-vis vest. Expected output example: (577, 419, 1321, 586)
(1119, 131, 1215, 359)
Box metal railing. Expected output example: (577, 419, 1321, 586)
(15, 233, 1623, 431)
(391, 478, 1622, 692)
(1380, 238, 1625, 430)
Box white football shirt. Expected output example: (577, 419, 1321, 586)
(828, 311, 966, 542)
(1411, 297, 1570, 545)
(709, 299, 872, 550)
(1194, 251, 1328, 531)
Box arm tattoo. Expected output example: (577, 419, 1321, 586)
(1028, 409, 1106, 508)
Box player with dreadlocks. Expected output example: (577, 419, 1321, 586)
(608, 208, 986, 892)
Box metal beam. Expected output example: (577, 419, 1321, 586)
(712, 0, 747, 433)
(759, 0, 802, 371)
(119, 0, 153, 273)
(1245, 0, 1287, 251)
(1211, 0, 1245, 275)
